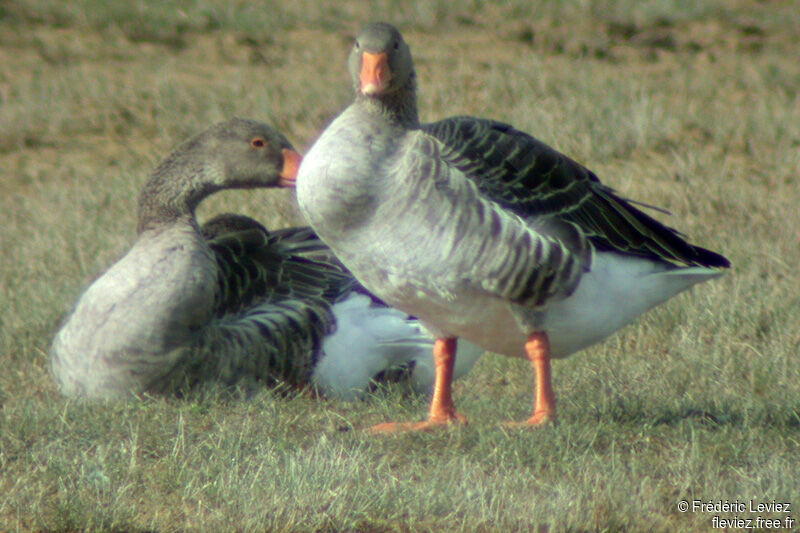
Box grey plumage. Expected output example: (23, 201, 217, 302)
(422, 117, 729, 269)
(50, 119, 344, 399)
(297, 23, 730, 346)
(159, 215, 354, 394)
(50, 118, 483, 401)
(296, 23, 729, 429)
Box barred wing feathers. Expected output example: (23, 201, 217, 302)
(176, 215, 355, 387)
(422, 117, 730, 269)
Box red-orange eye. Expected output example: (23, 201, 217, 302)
(251, 138, 265, 148)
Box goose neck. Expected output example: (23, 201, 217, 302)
(355, 73, 420, 129)
(136, 156, 218, 234)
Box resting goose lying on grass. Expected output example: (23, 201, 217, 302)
(296, 23, 730, 432)
(50, 118, 482, 401)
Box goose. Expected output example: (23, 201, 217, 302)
(296, 23, 731, 431)
(50, 118, 482, 401)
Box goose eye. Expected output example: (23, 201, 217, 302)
(251, 137, 265, 148)
(393, 41, 399, 50)
(354, 41, 360, 50)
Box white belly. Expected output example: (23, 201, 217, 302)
(358, 252, 721, 360)
(390, 283, 530, 359)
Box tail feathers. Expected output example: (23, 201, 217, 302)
(313, 294, 482, 400)
(661, 265, 727, 278)
(655, 264, 727, 296)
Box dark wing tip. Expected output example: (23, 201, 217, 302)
(690, 245, 731, 269)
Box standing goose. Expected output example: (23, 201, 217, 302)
(50, 118, 482, 401)
(296, 23, 730, 431)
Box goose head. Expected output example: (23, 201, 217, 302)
(137, 118, 301, 233)
(349, 22, 415, 100)
(182, 117, 300, 190)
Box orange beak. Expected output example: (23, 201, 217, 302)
(279, 148, 301, 188)
(360, 51, 390, 95)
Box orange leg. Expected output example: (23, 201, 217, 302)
(369, 337, 467, 434)
(505, 332, 556, 427)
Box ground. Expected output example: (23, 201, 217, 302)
(1, 1, 798, 530)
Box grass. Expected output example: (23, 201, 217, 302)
(2, 0, 799, 530)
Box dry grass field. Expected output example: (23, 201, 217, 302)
(1, 0, 799, 530)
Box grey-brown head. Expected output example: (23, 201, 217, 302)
(138, 118, 301, 233)
(348, 23, 418, 124)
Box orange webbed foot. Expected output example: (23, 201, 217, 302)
(368, 337, 468, 435)
(368, 412, 467, 435)
(501, 408, 556, 429)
